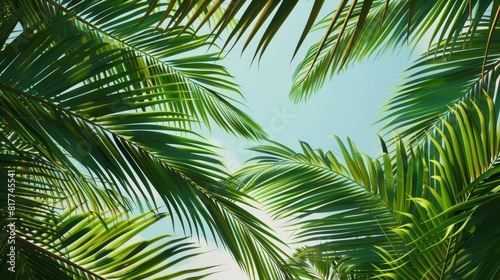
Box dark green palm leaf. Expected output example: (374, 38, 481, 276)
(6, 0, 265, 140)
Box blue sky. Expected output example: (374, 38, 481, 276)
(207, 1, 419, 173)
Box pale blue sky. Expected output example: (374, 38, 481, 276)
(207, 1, 418, 173)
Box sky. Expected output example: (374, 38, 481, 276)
(208, 2, 419, 171)
(184, 1, 421, 279)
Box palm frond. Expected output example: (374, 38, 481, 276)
(0, 209, 214, 279)
(287, 254, 341, 280)
(6, 0, 266, 140)
(291, 0, 497, 101)
(381, 20, 500, 143)
(383, 92, 500, 279)
(0, 4, 292, 278)
(0, 121, 133, 215)
(142, 0, 325, 59)
(237, 91, 500, 278)
(236, 139, 409, 277)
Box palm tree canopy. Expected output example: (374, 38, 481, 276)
(236, 92, 500, 279)
(2, 0, 500, 279)
(1, 1, 295, 279)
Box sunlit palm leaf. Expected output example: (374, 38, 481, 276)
(291, 0, 497, 101)
(1, 3, 293, 278)
(0, 121, 133, 214)
(143, 0, 324, 59)
(236, 139, 410, 277)
(1, 209, 214, 279)
(381, 21, 500, 144)
(287, 255, 341, 280)
(237, 91, 500, 278)
(381, 92, 500, 279)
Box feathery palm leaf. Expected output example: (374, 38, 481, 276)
(291, 0, 498, 101)
(381, 92, 500, 279)
(5, 0, 265, 139)
(236, 138, 408, 277)
(381, 20, 500, 143)
(287, 255, 343, 280)
(0, 209, 214, 279)
(236, 91, 500, 278)
(1, 2, 292, 279)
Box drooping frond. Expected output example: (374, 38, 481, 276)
(5, 0, 266, 140)
(0, 2, 292, 279)
(141, 0, 325, 59)
(0, 209, 214, 279)
(291, 0, 498, 101)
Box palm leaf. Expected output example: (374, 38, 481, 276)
(236, 91, 500, 278)
(6, 0, 265, 139)
(1, 4, 293, 278)
(236, 139, 409, 277)
(1, 209, 214, 279)
(143, 0, 324, 59)
(381, 20, 500, 144)
(291, 0, 497, 101)
(385, 92, 500, 279)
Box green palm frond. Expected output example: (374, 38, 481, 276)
(142, 0, 324, 58)
(0, 5, 22, 47)
(381, 21, 500, 143)
(0, 209, 214, 279)
(291, 0, 497, 101)
(287, 255, 341, 280)
(237, 91, 500, 278)
(0, 122, 133, 215)
(375, 92, 500, 279)
(1, 2, 293, 278)
(236, 138, 408, 277)
(5, 0, 265, 140)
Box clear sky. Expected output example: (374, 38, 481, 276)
(208, 2, 419, 171)
(187, 1, 420, 279)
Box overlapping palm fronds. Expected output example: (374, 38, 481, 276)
(3, 0, 500, 279)
(236, 91, 500, 279)
(0, 208, 214, 280)
(0, 1, 294, 279)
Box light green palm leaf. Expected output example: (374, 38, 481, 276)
(0, 209, 214, 279)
